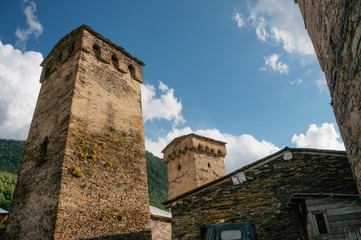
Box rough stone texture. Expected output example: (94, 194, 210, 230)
(164, 148, 358, 240)
(4, 25, 151, 239)
(295, 0, 361, 193)
(151, 218, 172, 240)
(162, 134, 227, 199)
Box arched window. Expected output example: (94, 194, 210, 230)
(128, 64, 136, 79)
(111, 54, 119, 69)
(93, 44, 101, 59)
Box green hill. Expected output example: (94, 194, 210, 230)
(0, 138, 168, 211)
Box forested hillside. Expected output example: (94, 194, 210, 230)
(146, 151, 168, 209)
(0, 139, 168, 211)
(0, 139, 26, 174)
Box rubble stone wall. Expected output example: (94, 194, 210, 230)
(168, 151, 358, 239)
(295, 0, 361, 193)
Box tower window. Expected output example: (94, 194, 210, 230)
(128, 64, 136, 79)
(37, 137, 48, 166)
(58, 52, 63, 63)
(111, 54, 119, 69)
(68, 42, 75, 55)
(177, 163, 181, 171)
(44, 67, 51, 79)
(208, 163, 211, 168)
(93, 44, 101, 59)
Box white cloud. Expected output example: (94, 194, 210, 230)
(316, 74, 327, 92)
(249, 0, 315, 55)
(232, 11, 245, 28)
(145, 127, 280, 173)
(141, 81, 185, 126)
(291, 77, 303, 85)
(261, 54, 289, 74)
(292, 123, 345, 150)
(0, 41, 42, 139)
(15, 0, 43, 50)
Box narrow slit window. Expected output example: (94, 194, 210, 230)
(44, 67, 51, 78)
(128, 64, 136, 79)
(93, 44, 101, 59)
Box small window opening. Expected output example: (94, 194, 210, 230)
(208, 163, 211, 168)
(111, 54, 119, 69)
(93, 44, 101, 59)
(44, 67, 51, 79)
(58, 53, 63, 63)
(38, 137, 48, 166)
(128, 64, 136, 79)
(68, 42, 75, 55)
(315, 213, 328, 234)
(177, 163, 181, 171)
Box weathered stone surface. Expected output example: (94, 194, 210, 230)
(4, 25, 151, 239)
(165, 149, 358, 240)
(151, 218, 172, 240)
(162, 134, 227, 199)
(295, 0, 361, 194)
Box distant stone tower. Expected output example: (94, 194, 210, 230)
(5, 25, 151, 239)
(162, 134, 227, 199)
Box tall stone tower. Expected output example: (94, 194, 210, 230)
(5, 25, 151, 239)
(162, 134, 227, 199)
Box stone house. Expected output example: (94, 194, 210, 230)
(163, 134, 361, 240)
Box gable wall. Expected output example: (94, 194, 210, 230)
(169, 152, 358, 239)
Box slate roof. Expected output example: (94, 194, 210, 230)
(163, 147, 347, 206)
(0, 207, 8, 214)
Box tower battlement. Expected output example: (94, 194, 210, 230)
(162, 134, 227, 199)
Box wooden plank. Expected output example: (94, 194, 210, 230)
(327, 211, 361, 222)
(305, 197, 352, 206)
(329, 219, 361, 228)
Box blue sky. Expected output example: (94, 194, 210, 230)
(0, 0, 344, 172)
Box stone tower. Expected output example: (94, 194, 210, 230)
(5, 25, 151, 239)
(162, 134, 227, 199)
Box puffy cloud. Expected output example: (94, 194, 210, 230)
(292, 123, 345, 150)
(141, 81, 184, 126)
(15, 0, 43, 50)
(0, 41, 42, 139)
(232, 11, 245, 28)
(249, 0, 315, 55)
(145, 127, 280, 173)
(260, 54, 289, 74)
(291, 77, 303, 85)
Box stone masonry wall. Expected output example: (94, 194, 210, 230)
(168, 150, 358, 240)
(4, 29, 80, 240)
(151, 218, 172, 240)
(295, 0, 361, 193)
(163, 134, 226, 199)
(5, 25, 151, 239)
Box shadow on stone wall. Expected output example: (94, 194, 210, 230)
(81, 231, 152, 240)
